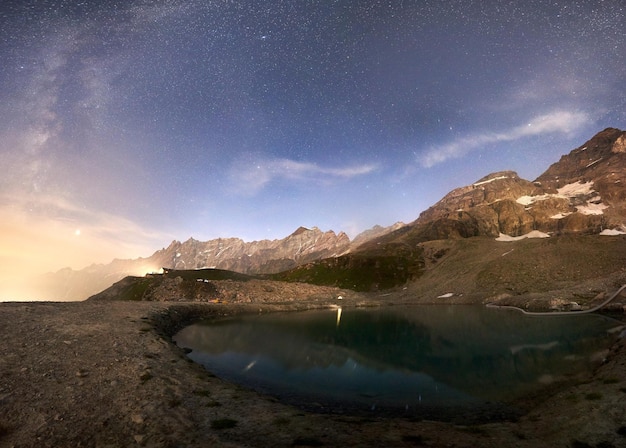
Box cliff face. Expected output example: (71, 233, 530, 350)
(534, 127, 626, 228)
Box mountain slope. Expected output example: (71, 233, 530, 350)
(398, 234, 626, 306)
(285, 128, 626, 294)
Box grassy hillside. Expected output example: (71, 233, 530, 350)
(89, 235, 626, 307)
(89, 269, 258, 301)
(271, 242, 424, 292)
(399, 234, 626, 305)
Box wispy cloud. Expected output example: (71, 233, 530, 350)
(419, 110, 592, 168)
(228, 156, 378, 195)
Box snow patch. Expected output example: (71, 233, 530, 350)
(551, 212, 572, 219)
(576, 202, 608, 215)
(517, 181, 596, 206)
(517, 181, 608, 216)
(496, 231, 550, 242)
(600, 228, 626, 236)
(557, 181, 595, 196)
(516, 194, 549, 206)
(473, 175, 509, 187)
(437, 293, 454, 298)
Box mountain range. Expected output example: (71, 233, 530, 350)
(39, 127, 626, 301)
(36, 222, 406, 300)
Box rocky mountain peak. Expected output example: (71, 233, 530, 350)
(533, 127, 626, 227)
(473, 170, 520, 184)
(352, 222, 407, 248)
(397, 128, 626, 242)
(535, 127, 626, 189)
(164, 240, 182, 251)
(290, 226, 313, 237)
(413, 170, 538, 233)
(35, 222, 400, 300)
(287, 226, 322, 238)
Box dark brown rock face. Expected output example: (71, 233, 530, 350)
(536, 128, 626, 190)
(535, 127, 626, 228)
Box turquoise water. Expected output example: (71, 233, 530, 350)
(173, 305, 621, 421)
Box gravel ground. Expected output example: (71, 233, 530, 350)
(2, 293, 626, 448)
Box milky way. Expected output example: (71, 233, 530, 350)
(0, 1, 624, 297)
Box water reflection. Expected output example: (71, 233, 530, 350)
(174, 306, 621, 419)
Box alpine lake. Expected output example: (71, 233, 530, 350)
(173, 305, 623, 423)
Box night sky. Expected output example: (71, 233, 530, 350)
(0, 1, 624, 295)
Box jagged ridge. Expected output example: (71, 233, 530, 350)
(37, 223, 404, 300)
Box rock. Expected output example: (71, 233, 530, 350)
(492, 199, 534, 235)
(612, 133, 626, 154)
(131, 414, 144, 425)
(569, 302, 582, 311)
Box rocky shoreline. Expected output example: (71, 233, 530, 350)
(2, 289, 626, 447)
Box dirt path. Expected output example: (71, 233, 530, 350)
(2, 299, 626, 447)
(486, 284, 626, 315)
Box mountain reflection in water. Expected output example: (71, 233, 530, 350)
(173, 306, 619, 418)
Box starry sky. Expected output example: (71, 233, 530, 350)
(0, 0, 625, 298)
